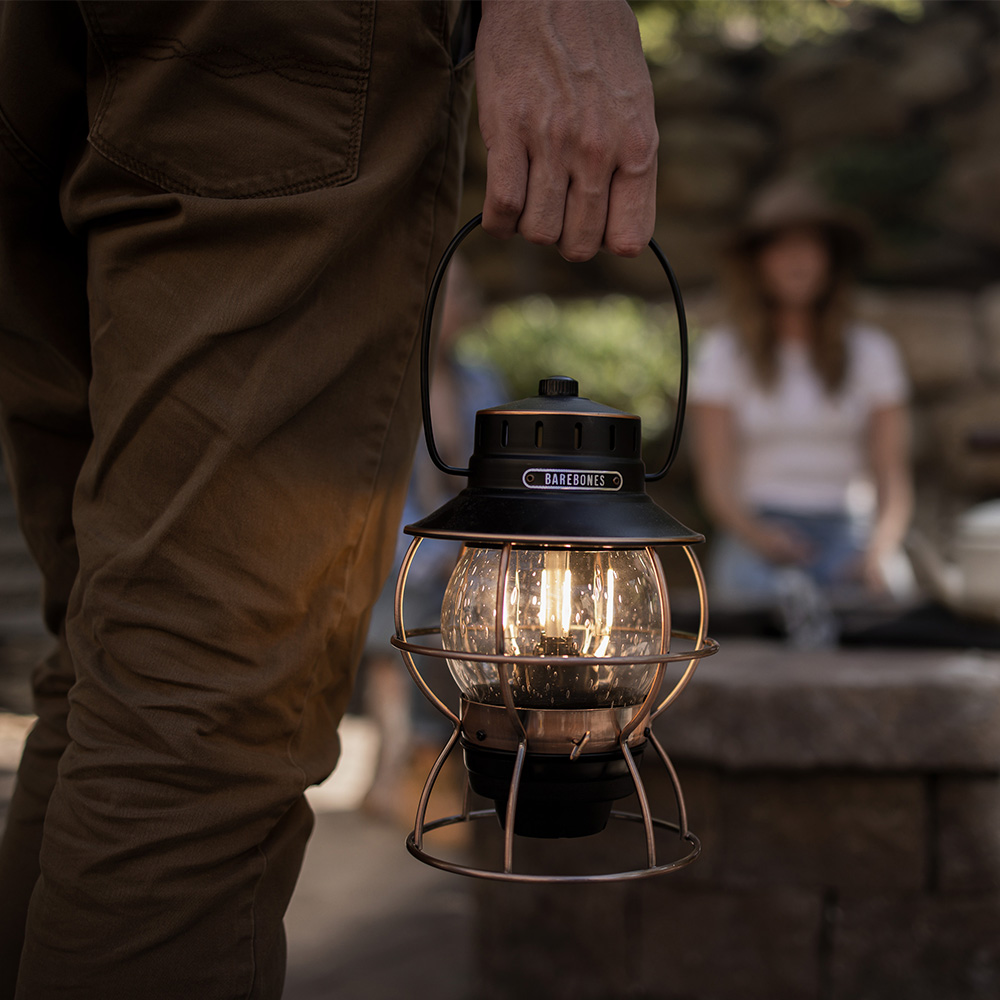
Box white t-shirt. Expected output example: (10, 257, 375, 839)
(689, 324, 909, 515)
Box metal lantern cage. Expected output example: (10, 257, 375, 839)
(391, 216, 718, 883)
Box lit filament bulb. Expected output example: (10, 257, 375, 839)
(593, 564, 615, 658)
(442, 546, 663, 708)
(538, 550, 578, 656)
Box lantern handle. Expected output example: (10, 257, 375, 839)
(420, 213, 689, 482)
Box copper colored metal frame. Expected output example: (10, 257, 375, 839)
(391, 537, 718, 883)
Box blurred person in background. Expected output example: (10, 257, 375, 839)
(689, 178, 914, 646)
(360, 256, 506, 820)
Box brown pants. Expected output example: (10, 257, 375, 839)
(0, 2, 472, 996)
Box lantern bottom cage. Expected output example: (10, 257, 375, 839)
(402, 713, 703, 883)
(392, 540, 718, 882)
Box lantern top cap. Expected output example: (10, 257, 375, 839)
(486, 380, 635, 419)
(406, 371, 703, 545)
(539, 375, 578, 398)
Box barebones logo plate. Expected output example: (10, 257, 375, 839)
(522, 468, 623, 491)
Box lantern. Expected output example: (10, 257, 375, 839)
(391, 216, 718, 882)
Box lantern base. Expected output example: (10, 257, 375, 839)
(463, 743, 645, 839)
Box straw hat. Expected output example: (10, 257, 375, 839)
(726, 175, 870, 261)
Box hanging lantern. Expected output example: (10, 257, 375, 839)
(391, 216, 718, 882)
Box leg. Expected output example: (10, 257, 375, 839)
(0, 2, 473, 996)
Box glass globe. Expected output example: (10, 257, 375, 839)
(440, 545, 665, 709)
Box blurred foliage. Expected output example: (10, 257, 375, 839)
(632, 0, 924, 62)
(457, 295, 692, 439)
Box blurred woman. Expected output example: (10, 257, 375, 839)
(689, 179, 913, 642)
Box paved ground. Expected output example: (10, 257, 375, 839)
(284, 809, 475, 1000)
(286, 720, 477, 1000)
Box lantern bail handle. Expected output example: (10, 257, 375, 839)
(419, 214, 689, 483)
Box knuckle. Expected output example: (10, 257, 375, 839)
(573, 179, 608, 205)
(624, 127, 660, 175)
(540, 114, 572, 148)
(520, 224, 561, 247)
(484, 181, 526, 225)
(489, 193, 525, 221)
(576, 129, 613, 172)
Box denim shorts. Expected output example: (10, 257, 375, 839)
(708, 508, 866, 610)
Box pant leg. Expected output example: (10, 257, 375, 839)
(0, 2, 473, 997)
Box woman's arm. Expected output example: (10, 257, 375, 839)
(691, 403, 811, 565)
(862, 403, 914, 591)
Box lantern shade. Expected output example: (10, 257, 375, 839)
(406, 488, 701, 545)
(405, 376, 703, 546)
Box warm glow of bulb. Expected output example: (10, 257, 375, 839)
(441, 546, 665, 709)
(593, 567, 615, 658)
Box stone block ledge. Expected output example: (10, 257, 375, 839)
(656, 639, 1000, 772)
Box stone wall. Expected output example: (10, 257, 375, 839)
(856, 287, 1000, 518)
(471, 641, 1000, 1000)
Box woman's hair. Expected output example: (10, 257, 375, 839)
(722, 226, 855, 394)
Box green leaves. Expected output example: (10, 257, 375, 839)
(457, 295, 690, 438)
(631, 0, 924, 62)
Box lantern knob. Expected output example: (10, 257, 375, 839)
(538, 376, 579, 398)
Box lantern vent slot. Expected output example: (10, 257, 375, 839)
(535, 421, 544, 447)
(501, 420, 509, 447)
(574, 422, 583, 449)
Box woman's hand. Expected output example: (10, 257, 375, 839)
(864, 404, 913, 595)
(742, 521, 813, 567)
(853, 545, 893, 595)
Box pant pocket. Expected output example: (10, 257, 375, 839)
(82, 0, 375, 198)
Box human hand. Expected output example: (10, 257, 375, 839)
(745, 522, 812, 567)
(855, 547, 890, 595)
(475, 0, 658, 261)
